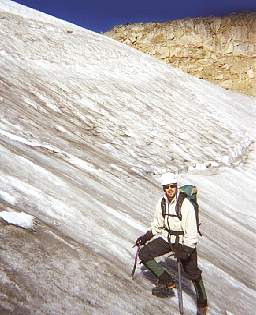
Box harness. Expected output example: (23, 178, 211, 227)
(161, 196, 184, 248)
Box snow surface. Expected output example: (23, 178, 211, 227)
(0, 1, 255, 314)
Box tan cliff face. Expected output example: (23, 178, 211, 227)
(105, 13, 256, 96)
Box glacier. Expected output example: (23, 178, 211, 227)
(0, 1, 255, 314)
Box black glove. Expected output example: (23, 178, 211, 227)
(135, 230, 153, 246)
(173, 244, 194, 260)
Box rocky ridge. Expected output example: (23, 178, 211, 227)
(106, 12, 256, 96)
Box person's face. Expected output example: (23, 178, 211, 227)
(163, 184, 177, 201)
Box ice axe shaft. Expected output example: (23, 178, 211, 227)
(177, 258, 184, 314)
(131, 244, 140, 279)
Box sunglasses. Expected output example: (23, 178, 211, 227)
(163, 184, 177, 191)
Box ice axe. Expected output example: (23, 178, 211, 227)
(131, 244, 140, 279)
(177, 257, 184, 314)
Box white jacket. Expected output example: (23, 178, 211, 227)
(150, 194, 198, 248)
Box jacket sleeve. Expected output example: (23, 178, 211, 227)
(151, 199, 165, 236)
(181, 199, 198, 248)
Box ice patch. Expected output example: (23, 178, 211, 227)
(55, 125, 68, 133)
(37, 93, 61, 113)
(23, 97, 40, 110)
(0, 129, 43, 147)
(66, 155, 98, 173)
(0, 210, 34, 229)
(0, 191, 16, 204)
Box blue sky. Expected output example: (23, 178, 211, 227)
(14, 0, 256, 33)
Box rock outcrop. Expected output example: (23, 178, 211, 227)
(106, 12, 256, 96)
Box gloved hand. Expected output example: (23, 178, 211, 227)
(135, 230, 153, 246)
(173, 244, 194, 260)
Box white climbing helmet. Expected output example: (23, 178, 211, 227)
(160, 172, 178, 186)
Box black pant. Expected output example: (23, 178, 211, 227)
(139, 237, 202, 281)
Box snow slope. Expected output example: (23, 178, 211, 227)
(0, 1, 255, 314)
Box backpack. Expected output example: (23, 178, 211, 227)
(161, 185, 202, 236)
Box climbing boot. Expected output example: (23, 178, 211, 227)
(152, 271, 176, 297)
(197, 304, 208, 315)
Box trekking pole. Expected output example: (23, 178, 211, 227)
(131, 244, 140, 279)
(177, 258, 184, 315)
